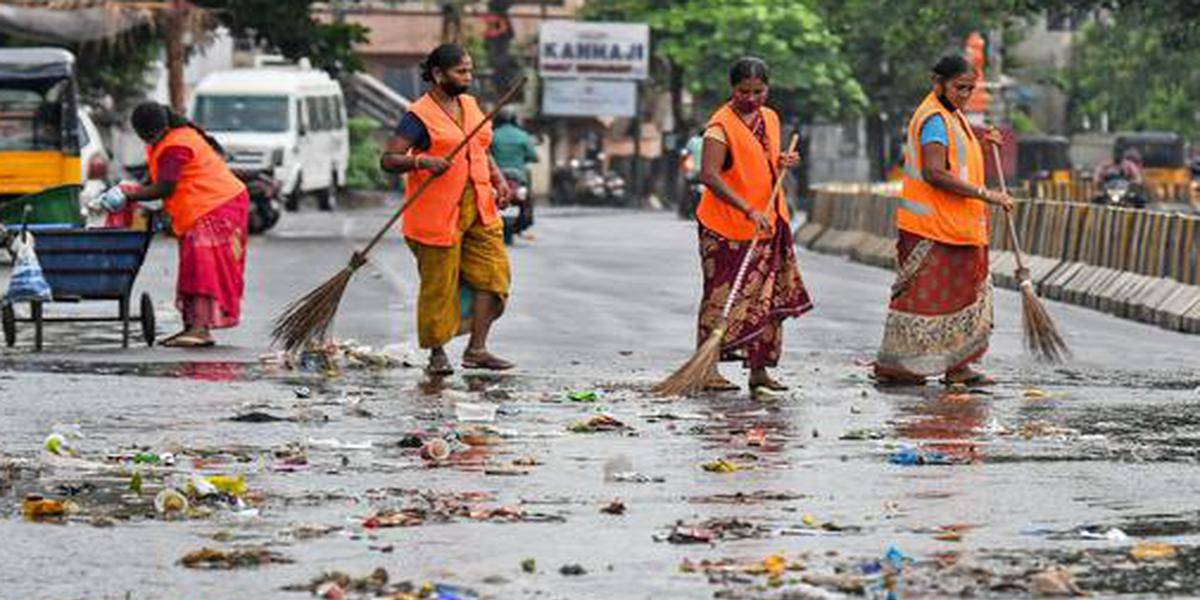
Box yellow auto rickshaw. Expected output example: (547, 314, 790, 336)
(1017, 135, 1072, 184)
(0, 47, 84, 224)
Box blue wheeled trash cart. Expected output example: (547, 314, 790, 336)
(2, 223, 157, 351)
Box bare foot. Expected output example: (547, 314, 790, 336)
(426, 350, 454, 376)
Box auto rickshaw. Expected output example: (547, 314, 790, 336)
(1114, 132, 1191, 202)
(1017, 135, 1072, 183)
(0, 47, 84, 225)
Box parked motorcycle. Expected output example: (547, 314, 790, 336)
(233, 169, 283, 234)
(551, 155, 627, 206)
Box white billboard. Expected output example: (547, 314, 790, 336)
(542, 78, 636, 118)
(538, 21, 650, 81)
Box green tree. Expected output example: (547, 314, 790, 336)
(1066, 20, 1200, 138)
(196, 0, 369, 74)
(815, 0, 1018, 177)
(583, 0, 867, 124)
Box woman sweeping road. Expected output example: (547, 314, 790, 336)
(874, 55, 1013, 385)
(691, 57, 813, 394)
(94, 102, 249, 348)
(381, 43, 514, 376)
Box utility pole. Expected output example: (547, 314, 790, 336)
(165, 0, 188, 113)
(485, 0, 518, 99)
(441, 0, 466, 44)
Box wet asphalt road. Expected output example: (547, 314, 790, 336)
(1, 201, 1199, 599)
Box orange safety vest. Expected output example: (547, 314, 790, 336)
(897, 92, 988, 246)
(402, 93, 496, 247)
(696, 104, 788, 241)
(148, 127, 246, 236)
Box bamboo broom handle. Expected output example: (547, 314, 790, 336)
(721, 133, 800, 319)
(359, 77, 528, 259)
(990, 143, 1028, 274)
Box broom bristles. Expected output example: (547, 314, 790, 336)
(271, 266, 357, 353)
(652, 324, 726, 396)
(1018, 280, 1069, 363)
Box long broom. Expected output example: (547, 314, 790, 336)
(271, 77, 527, 353)
(653, 133, 800, 396)
(989, 144, 1070, 362)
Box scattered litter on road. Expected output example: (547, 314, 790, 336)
(700, 458, 750, 473)
(179, 547, 292, 570)
(1023, 388, 1050, 400)
(687, 490, 804, 504)
(1077, 527, 1129, 543)
(229, 411, 291, 423)
(421, 438, 451, 461)
(1130, 541, 1177, 561)
(559, 564, 586, 576)
(609, 471, 664, 483)
(567, 390, 600, 402)
(521, 558, 536, 573)
(1029, 565, 1085, 596)
(154, 489, 189, 516)
(600, 499, 626, 515)
(568, 414, 629, 433)
(282, 568, 395, 596)
(840, 428, 887, 441)
(22, 495, 73, 521)
(888, 445, 954, 466)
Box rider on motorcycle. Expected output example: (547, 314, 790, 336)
(490, 107, 538, 240)
(1093, 148, 1146, 207)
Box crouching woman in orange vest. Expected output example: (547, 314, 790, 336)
(694, 57, 813, 395)
(94, 102, 249, 348)
(874, 55, 1013, 385)
(381, 44, 514, 376)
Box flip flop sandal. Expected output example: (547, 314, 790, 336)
(869, 371, 927, 386)
(750, 380, 790, 392)
(703, 379, 740, 392)
(161, 334, 214, 348)
(160, 331, 188, 345)
(941, 372, 996, 387)
(461, 355, 515, 371)
(751, 385, 785, 400)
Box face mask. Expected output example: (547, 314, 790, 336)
(731, 89, 766, 113)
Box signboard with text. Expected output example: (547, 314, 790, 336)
(542, 78, 636, 118)
(538, 21, 650, 81)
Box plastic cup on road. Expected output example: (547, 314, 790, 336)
(421, 438, 451, 461)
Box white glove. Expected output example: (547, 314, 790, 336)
(96, 186, 127, 213)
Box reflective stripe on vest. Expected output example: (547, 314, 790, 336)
(902, 103, 971, 185)
(895, 92, 988, 246)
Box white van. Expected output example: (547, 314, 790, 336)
(190, 66, 348, 210)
